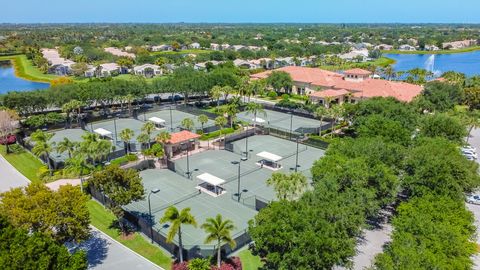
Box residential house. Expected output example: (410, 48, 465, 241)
(399, 44, 417, 51)
(85, 63, 120, 78)
(189, 43, 201, 49)
(41, 48, 76, 75)
(231, 45, 246, 51)
(133, 64, 162, 78)
(251, 66, 422, 104)
(233, 59, 257, 69)
(374, 44, 394, 51)
(442, 39, 477, 50)
(104, 47, 136, 58)
(194, 61, 223, 71)
(221, 44, 231, 50)
(425, 45, 440, 51)
(151, 45, 173, 52)
(210, 43, 221, 50)
(339, 49, 369, 62)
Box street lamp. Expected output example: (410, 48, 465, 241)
(232, 157, 248, 202)
(245, 129, 249, 159)
(113, 116, 118, 143)
(288, 112, 293, 140)
(169, 106, 174, 132)
(182, 138, 195, 179)
(294, 135, 304, 172)
(148, 188, 160, 244)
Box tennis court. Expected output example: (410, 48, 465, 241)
(85, 118, 145, 146)
(123, 169, 257, 248)
(47, 128, 88, 163)
(237, 109, 326, 134)
(142, 109, 215, 132)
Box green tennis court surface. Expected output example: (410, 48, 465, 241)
(237, 109, 326, 134)
(142, 109, 215, 132)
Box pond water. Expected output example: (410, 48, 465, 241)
(0, 61, 50, 94)
(385, 50, 480, 77)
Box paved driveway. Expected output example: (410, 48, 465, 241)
(0, 154, 30, 193)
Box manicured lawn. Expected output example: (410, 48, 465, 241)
(0, 54, 58, 83)
(319, 57, 395, 71)
(87, 200, 172, 269)
(238, 249, 263, 270)
(0, 145, 43, 183)
(383, 46, 480, 55)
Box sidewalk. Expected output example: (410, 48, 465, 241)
(0, 154, 30, 193)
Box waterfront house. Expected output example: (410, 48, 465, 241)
(189, 43, 201, 49)
(133, 64, 162, 78)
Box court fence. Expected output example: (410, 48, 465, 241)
(88, 185, 251, 260)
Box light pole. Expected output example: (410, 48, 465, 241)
(288, 112, 293, 140)
(113, 116, 118, 143)
(245, 129, 249, 159)
(148, 188, 160, 244)
(169, 106, 174, 132)
(232, 157, 248, 202)
(182, 139, 195, 179)
(294, 135, 304, 172)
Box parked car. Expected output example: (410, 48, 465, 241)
(466, 194, 480, 204)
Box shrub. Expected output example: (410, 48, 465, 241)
(267, 91, 278, 100)
(200, 128, 235, 141)
(188, 258, 211, 270)
(110, 154, 138, 166)
(172, 261, 189, 270)
(281, 94, 290, 100)
(8, 143, 25, 154)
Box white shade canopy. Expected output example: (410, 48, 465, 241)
(257, 151, 282, 162)
(197, 173, 225, 186)
(148, 117, 166, 124)
(94, 128, 112, 137)
(252, 117, 266, 123)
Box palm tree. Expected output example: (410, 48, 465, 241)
(465, 111, 480, 143)
(329, 104, 345, 138)
(314, 106, 328, 136)
(245, 102, 266, 130)
(56, 137, 77, 159)
(137, 133, 150, 151)
(141, 121, 156, 149)
(221, 103, 239, 128)
(181, 118, 195, 131)
(120, 128, 134, 154)
(266, 172, 308, 201)
(30, 130, 55, 175)
(211, 86, 223, 106)
(384, 66, 395, 81)
(155, 131, 171, 162)
(215, 116, 228, 147)
(124, 94, 135, 116)
(160, 206, 197, 263)
(197, 114, 209, 133)
(201, 215, 236, 268)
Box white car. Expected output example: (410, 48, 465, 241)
(462, 150, 478, 158)
(461, 146, 477, 154)
(467, 194, 480, 204)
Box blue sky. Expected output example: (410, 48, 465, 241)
(3, 0, 480, 23)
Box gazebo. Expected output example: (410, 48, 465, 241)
(148, 117, 166, 129)
(196, 173, 226, 197)
(256, 151, 282, 170)
(94, 128, 113, 140)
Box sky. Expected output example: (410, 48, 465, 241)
(2, 0, 480, 24)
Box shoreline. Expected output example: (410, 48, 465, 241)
(0, 54, 55, 84)
(382, 46, 480, 55)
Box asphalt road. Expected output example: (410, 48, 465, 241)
(0, 154, 30, 193)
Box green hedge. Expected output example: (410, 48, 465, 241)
(200, 128, 235, 140)
(110, 154, 138, 166)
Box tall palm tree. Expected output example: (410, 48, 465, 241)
(137, 133, 150, 151)
(197, 114, 209, 133)
(160, 206, 197, 263)
(314, 106, 328, 136)
(211, 85, 223, 106)
(465, 111, 480, 143)
(245, 102, 266, 130)
(329, 104, 345, 138)
(124, 94, 135, 116)
(141, 121, 156, 149)
(221, 103, 239, 128)
(181, 118, 195, 131)
(215, 116, 228, 147)
(201, 214, 236, 268)
(120, 128, 134, 154)
(155, 131, 171, 161)
(30, 130, 55, 175)
(56, 137, 77, 159)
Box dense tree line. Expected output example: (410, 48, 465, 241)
(249, 80, 480, 269)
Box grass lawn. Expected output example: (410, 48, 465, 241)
(0, 54, 58, 83)
(238, 249, 263, 270)
(87, 200, 172, 269)
(383, 46, 480, 55)
(0, 145, 43, 183)
(319, 57, 395, 71)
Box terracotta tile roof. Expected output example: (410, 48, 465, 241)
(252, 66, 422, 102)
(167, 131, 200, 145)
(344, 68, 372, 75)
(309, 89, 350, 98)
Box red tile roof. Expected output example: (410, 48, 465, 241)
(252, 66, 422, 102)
(344, 68, 372, 75)
(167, 131, 200, 145)
(309, 89, 350, 98)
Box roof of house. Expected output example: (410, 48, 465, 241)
(309, 89, 350, 98)
(344, 68, 372, 76)
(252, 66, 422, 102)
(167, 130, 200, 145)
(133, 64, 160, 71)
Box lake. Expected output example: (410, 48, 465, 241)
(0, 61, 50, 94)
(385, 50, 480, 77)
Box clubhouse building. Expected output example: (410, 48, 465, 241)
(251, 66, 423, 106)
